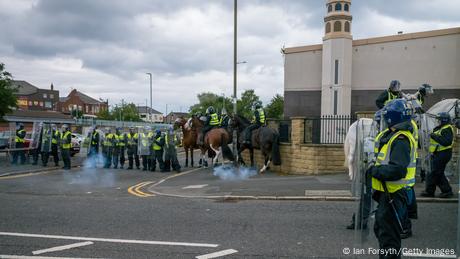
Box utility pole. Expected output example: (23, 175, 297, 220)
(146, 73, 152, 123)
(232, 0, 238, 165)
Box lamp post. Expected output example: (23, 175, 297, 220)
(146, 73, 152, 122)
(232, 0, 238, 165)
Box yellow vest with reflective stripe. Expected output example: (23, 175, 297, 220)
(429, 124, 454, 153)
(372, 130, 416, 192)
(104, 133, 114, 147)
(52, 130, 60, 144)
(165, 134, 177, 147)
(116, 134, 125, 147)
(209, 113, 219, 126)
(140, 133, 150, 147)
(15, 129, 26, 143)
(384, 91, 398, 105)
(127, 133, 137, 146)
(91, 132, 99, 145)
(374, 129, 389, 155)
(153, 136, 162, 150)
(410, 120, 419, 149)
(257, 108, 265, 124)
(62, 131, 72, 149)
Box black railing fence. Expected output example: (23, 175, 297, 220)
(304, 115, 357, 144)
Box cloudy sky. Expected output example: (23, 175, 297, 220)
(1, 0, 459, 114)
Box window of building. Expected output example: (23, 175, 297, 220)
(28, 101, 32, 106)
(43, 93, 47, 99)
(333, 21, 341, 32)
(39, 102, 44, 107)
(333, 90, 338, 115)
(335, 3, 341, 11)
(34, 101, 39, 106)
(334, 59, 339, 85)
(325, 22, 331, 33)
(45, 101, 52, 108)
(344, 3, 349, 11)
(50, 94, 54, 99)
(344, 21, 350, 32)
(86, 106, 89, 113)
(328, 4, 332, 12)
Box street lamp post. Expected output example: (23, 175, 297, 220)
(146, 73, 152, 122)
(232, 0, 238, 165)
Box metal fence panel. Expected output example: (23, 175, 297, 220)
(305, 115, 357, 144)
(267, 119, 291, 143)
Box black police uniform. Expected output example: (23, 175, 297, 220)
(375, 90, 401, 109)
(12, 127, 27, 165)
(372, 122, 413, 259)
(88, 130, 100, 168)
(424, 123, 454, 196)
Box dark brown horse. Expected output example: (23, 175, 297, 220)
(174, 117, 198, 167)
(190, 116, 234, 167)
(230, 114, 281, 173)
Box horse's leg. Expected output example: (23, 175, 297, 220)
(210, 144, 221, 166)
(190, 147, 194, 167)
(250, 148, 255, 167)
(185, 147, 189, 167)
(260, 155, 271, 174)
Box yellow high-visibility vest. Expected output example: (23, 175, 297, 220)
(209, 113, 219, 126)
(15, 129, 26, 143)
(116, 134, 125, 147)
(52, 130, 60, 144)
(104, 133, 114, 147)
(429, 124, 454, 153)
(384, 91, 398, 105)
(372, 130, 417, 192)
(152, 136, 162, 150)
(62, 131, 72, 149)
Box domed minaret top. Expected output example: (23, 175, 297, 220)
(323, 0, 352, 40)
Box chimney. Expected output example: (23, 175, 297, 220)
(398, 31, 403, 34)
(50, 83, 54, 90)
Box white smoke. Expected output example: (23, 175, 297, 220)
(63, 152, 115, 187)
(213, 164, 257, 181)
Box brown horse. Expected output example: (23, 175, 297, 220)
(174, 117, 198, 167)
(190, 116, 234, 167)
(230, 114, 281, 173)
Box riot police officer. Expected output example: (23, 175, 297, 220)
(61, 124, 72, 170)
(151, 129, 164, 172)
(102, 128, 115, 168)
(50, 124, 60, 166)
(88, 126, 100, 168)
(163, 126, 181, 173)
(244, 103, 266, 145)
(376, 80, 402, 109)
(198, 106, 219, 145)
(113, 127, 126, 169)
(126, 127, 140, 170)
(12, 123, 26, 165)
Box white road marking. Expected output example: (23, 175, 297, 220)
(32, 241, 94, 255)
(402, 252, 456, 258)
(196, 249, 238, 259)
(0, 231, 219, 248)
(0, 255, 103, 259)
(182, 184, 209, 189)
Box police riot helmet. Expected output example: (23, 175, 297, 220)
(51, 124, 57, 129)
(383, 99, 412, 128)
(253, 103, 262, 110)
(206, 106, 215, 114)
(437, 112, 451, 124)
(62, 124, 69, 131)
(418, 85, 427, 97)
(389, 80, 401, 93)
(155, 129, 161, 135)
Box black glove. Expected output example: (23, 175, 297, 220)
(371, 166, 384, 181)
(420, 170, 426, 183)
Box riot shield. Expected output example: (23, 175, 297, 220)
(8, 122, 16, 149)
(457, 139, 460, 259)
(137, 127, 151, 156)
(352, 118, 377, 248)
(40, 123, 53, 153)
(30, 121, 43, 149)
(419, 114, 432, 179)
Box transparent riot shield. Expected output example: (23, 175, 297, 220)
(419, 114, 432, 179)
(352, 118, 377, 248)
(8, 122, 16, 149)
(40, 123, 52, 153)
(30, 121, 43, 149)
(137, 127, 150, 156)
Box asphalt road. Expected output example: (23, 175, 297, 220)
(0, 160, 458, 258)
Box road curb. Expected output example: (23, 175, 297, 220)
(0, 163, 83, 178)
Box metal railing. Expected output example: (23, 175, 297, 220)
(74, 118, 171, 129)
(304, 115, 357, 144)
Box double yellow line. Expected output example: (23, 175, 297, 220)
(127, 181, 155, 197)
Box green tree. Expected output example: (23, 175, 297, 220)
(96, 108, 113, 120)
(111, 103, 142, 122)
(237, 89, 261, 118)
(0, 63, 17, 118)
(265, 94, 284, 119)
(189, 92, 232, 115)
(71, 109, 83, 118)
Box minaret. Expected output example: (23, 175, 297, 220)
(321, 0, 352, 115)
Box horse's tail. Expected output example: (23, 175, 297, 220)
(221, 133, 234, 161)
(271, 132, 281, 165)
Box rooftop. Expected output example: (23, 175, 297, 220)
(137, 106, 162, 114)
(3, 110, 74, 123)
(11, 80, 39, 95)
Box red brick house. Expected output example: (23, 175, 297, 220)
(58, 89, 108, 117)
(12, 80, 60, 111)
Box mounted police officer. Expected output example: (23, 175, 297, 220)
(376, 80, 402, 109)
(421, 112, 454, 198)
(61, 124, 72, 170)
(50, 124, 60, 166)
(126, 127, 140, 170)
(243, 103, 266, 145)
(12, 123, 27, 165)
(369, 99, 416, 257)
(151, 129, 165, 172)
(198, 106, 219, 145)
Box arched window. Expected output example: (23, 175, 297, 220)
(325, 22, 331, 33)
(344, 21, 350, 32)
(334, 21, 341, 32)
(335, 3, 342, 11)
(344, 3, 349, 11)
(328, 4, 332, 12)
